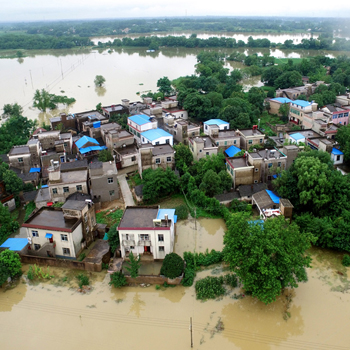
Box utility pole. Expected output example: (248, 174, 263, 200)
(190, 317, 193, 348)
(29, 70, 34, 89)
(194, 207, 197, 230)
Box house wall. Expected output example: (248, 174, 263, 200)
(269, 100, 283, 115)
(141, 135, 174, 147)
(37, 132, 60, 150)
(203, 123, 229, 135)
(90, 174, 120, 202)
(226, 163, 254, 188)
(26, 223, 83, 258)
(331, 153, 344, 165)
(120, 153, 139, 168)
(50, 181, 88, 202)
(190, 141, 218, 161)
(214, 137, 240, 150)
(332, 111, 349, 125)
(118, 227, 174, 260)
(2, 197, 16, 212)
(9, 153, 32, 173)
(239, 135, 264, 151)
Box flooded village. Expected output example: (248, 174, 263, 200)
(1, 19, 350, 350)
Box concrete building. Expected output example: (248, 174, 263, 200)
(50, 113, 77, 131)
(8, 146, 33, 173)
(141, 128, 173, 146)
(22, 207, 84, 259)
(114, 145, 139, 170)
(210, 129, 241, 151)
(105, 129, 134, 152)
(138, 144, 175, 173)
(118, 206, 177, 260)
(163, 117, 200, 145)
(289, 100, 318, 126)
(128, 114, 158, 142)
(226, 156, 254, 188)
(269, 97, 293, 115)
(189, 136, 218, 161)
(237, 127, 265, 151)
(89, 161, 119, 203)
(101, 104, 129, 118)
(74, 110, 108, 133)
(331, 148, 344, 165)
(203, 119, 229, 135)
(321, 105, 350, 126)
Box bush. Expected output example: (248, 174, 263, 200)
(342, 255, 350, 267)
(0, 250, 22, 278)
(160, 253, 184, 279)
(109, 271, 127, 288)
(181, 268, 196, 287)
(27, 265, 53, 280)
(224, 274, 238, 288)
(175, 204, 189, 220)
(76, 273, 89, 288)
(78, 253, 86, 261)
(183, 249, 223, 269)
(195, 276, 225, 300)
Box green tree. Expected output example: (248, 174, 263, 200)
(33, 89, 53, 112)
(223, 212, 315, 304)
(160, 253, 184, 279)
(98, 149, 113, 162)
(278, 103, 290, 122)
(157, 77, 173, 96)
(336, 125, 350, 163)
(199, 169, 222, 197)
(174, 143, 193, 174)
(96, 102, 103, 113)
(107, 223, 120, 254)
(94, 75, 106, 87)
(2, 169, 23, 195)
(109, 271, 127, 288)
(0, 250, 22, 285)
(124, 252, 141, 278)
(2, 103, 23, 119)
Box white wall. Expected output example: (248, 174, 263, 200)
(141, 135, 173, 147)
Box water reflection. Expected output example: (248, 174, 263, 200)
(0, 282, 27, 312)
(221, 294, 304, 350)
(95, 86, 107, 97)
(128, 292, 145, 318)
(17, 58, 24, 64)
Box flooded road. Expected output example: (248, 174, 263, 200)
(1, 245, 350, 350)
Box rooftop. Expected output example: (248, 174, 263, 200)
(62, 200, 88, 211)
(214, 191, 240, 202)
(227, 157, 249, 168)
(217, 129, 239, 138)
(9, 145, 30, 156)
(75, 136, 99, 149)
(23, 190, 38, 202)
(238, 183, 268, 197)
(60, 159, 88, 172)
(116, 144, 138, 156)
(102, 105, 126, 113)
(151, 144, 174, 156)
(141, 128, 172, 142)
(0, 238, 28, 251)
(271, 97, 293, 104)
(238, 129, 264, 137)
(129, 114, 152, 125)
(118, 206, 159, 228)
(204, 119, 229, 126)
(35, 188, 51, 203)
(22, 208, 80, 232)
(225, 145, 241, 157)
(291, 100, 312, 108)
(290, 133, 305, 141)
(332, 148, 344, 155)
(253, 189, 280, 210)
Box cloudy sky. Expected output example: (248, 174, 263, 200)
(1, 0, 350, 22)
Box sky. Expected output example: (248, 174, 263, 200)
(1, 0, 350, 22)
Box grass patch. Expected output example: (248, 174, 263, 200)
(96, 209, 123, 226)
(159, 194, 186, 209)
(24, 201, 36, 222)
(127, 172, 142, 187)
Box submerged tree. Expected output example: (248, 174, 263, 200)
(33, 89, 75, 112)
(94, 75, 106, 87)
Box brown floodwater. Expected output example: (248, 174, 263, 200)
(1, 217, 350, 350)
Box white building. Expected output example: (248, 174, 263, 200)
(118, 206, 177, 260)
(140, 128, 173, 146)
(127, 114, 158, 142)
(203, 119, 229, 135)
(331, 148, 344, 165)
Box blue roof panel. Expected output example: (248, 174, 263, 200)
(225, 145, 241, 157)
(266, 190, 280, 204)
(129, 114, 152, 125)
(272, 98, 293, 104)
(45, 233, 53, 238)
(332, 148, 343, 155)
(204, 119, 229, 126)
(290, 133, 305, 141)
(157, 209, 176, 223)
(141, 128, 172, 142)
(29, 167, 41, 173)
(292, 100, 312, 108)
(0, 238, 28, 251)
(75, 136, 99, 149)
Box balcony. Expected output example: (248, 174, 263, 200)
(122, 240, 135, 247)
(138, 240, 151, 246)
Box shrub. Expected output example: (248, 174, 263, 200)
(175, 204, 189, 220)
(124, 252, 141, 278)
(109, 271, 127, 288)
(181, 268, 196, 287)
(160, 253, 184, 279)
(195, 276, 225, 300)
(26, 265, 53, 280)
(342, 254, 350, 267)
(76, 273, 89, 288)
(0, 250, 22, 278)
(183, 249, 223, 269)
(224, 274, 238, 288)
(78, 253, 86, 261)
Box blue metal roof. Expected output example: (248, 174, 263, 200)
(157, 209, 177, 224)
(290, 133, 305, 141)
(29, 167, 41, 173)
(80, 145, 107, 154)
(266, 190, 280, 204)
(204, 119, 229, 126)
(141, 128, 172, 142)
(75, 136, 99, 149)
(292, 100, 312, 108)
(332, 148, 343, 155)
(0, 238, 28, 251)
(129, 114, 151, 125)
(41, 185, 48, 188)
(225, 145, 241, 157)
(272, 98, 292, 104)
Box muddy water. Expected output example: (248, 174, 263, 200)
(2, 45, 350, 123)
(1, 247, 350, 350)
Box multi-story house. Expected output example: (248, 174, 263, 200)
(118, 206, 177, 260)
(237, 127, 265, 151)
(189, 136, 218, 161)
(127, 114, 158, 142)
(289, 100, 318, 126)
(203, 119, 229, 135)
(321, 105, 350, 126)
(138, 144, 175, 174)
(163, 117, 200, 145)
(140, 128, 173, 146)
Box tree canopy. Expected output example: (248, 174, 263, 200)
(94, 75, 106, 87)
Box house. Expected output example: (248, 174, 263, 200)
(226, 156, 254, 188)
(128, 114, 158, 142)
(282, 145, 299, 169)
(74, 110, 108, 133)
(163, 117, 200, 145)
(238, 183, 268, 202)
(203, 119, 229, 135)
(89, 161, 120, 203)
(138, 144, 175, 173)
(105, 129, 134, 152)
(22, 207, 84, 259)
(224, 145, 242, 158)
(214, 192, 240, 205)
(237, 126, 265, 151)
(189, 136, 218, 161)
(336, 92, 350, 106)
(35, 186, 52, 209)
(50, 113, 77, 131)
(321, 105, 350, 126)
(74, 135, 107, 157)
(0, 238, 29, 254)
(331, 148, 344, 165)
(86, 122, 122, 140)
(269, 97, 293, 115)
(252, 190, 293, 221)
(140, 128, 173, 146)
(8, 146, 34, 173)
(18, 170, 40, 188)
(288, 100, 318, 126)
(114, 144, 139, 170)
(48, 162, 88, 203)
(210, 129, 241, 151)
(161, 100, 188, 119)
(118, 206, 177, 260)
(0, 182, 15, 211)
(101, 104, 129, 118)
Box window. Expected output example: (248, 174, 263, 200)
(34, 244, 41, 250)
(32, 230, 39, 237)
(108, 177, 114, 184)
(18, 157, 23, 163)
(142, 137, 145, 142)
(155, 141, 160, 145)
(166, 157, 172, 162)
(255, 168, 259, 172)
(224, 141, 227, 146)
(234, 140, 236, 145)
(268, 163, 273, 168)
(165, 139, 170, 144)
(130, 246, 135, 249)
(61, 234, 68, 241)
(109, 190, 115, 196)
(76, 185, 82, 191)
(205, 125, 208, 130)
(277, 162, 281, 167)
(131, 156, 136, 161)
(248, 140, 253, 144)
(267, 175, 272, 181)
(259, 139, 263, 143)
(137, 132, 140, 138)
(159, 246, 165, 252)
(52, 188, 57, 194)
(192, 132, 195, 136)
(62, 248, 70, 255)
(158, 234, 164, 242)
(64, 142, 68, 147)
(63, 187, 69, 193)
(337, 155, 341, 161)
(140, 234, 149, 241)
(344, 113, 349, 117)
(199, 150, 202, 152)
(206, 152, 209, 155)
(216, 142, 219, 146)
(155, 158, 161, 164)
(174, 131, 177, 135)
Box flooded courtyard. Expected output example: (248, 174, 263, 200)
(1, 219, 350, 349)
